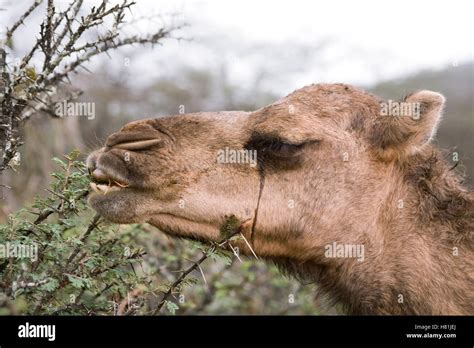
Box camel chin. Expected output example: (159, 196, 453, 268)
(88, 185, 152, 224)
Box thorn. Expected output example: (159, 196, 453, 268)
(228, 242, 242, 263)
(240, 233, 259, 260)
(197, 263, 207, 286)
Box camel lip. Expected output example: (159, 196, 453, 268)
(89, 182, 125, 195)
(90, 167, 130, 188)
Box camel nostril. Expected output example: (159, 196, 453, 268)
(113, 138, 162, 151)
(105, 126, 165, 151)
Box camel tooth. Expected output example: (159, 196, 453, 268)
(90, 183, 99, 192)
(96, 184, 108, 193)
(113, 180, 129, 188)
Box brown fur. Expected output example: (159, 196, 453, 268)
(87, 83, 474, 314)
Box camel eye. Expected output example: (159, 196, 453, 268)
(246, 135, 316, 159)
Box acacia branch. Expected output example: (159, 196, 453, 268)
(47, 28, 170, 86)
(153, 220, 249, 315)
(33, 188, 88, 224)
(39, 0, 55, 70)
(1, 0, 180, 173)
(5, 0, 43, 44)
(33, 213, 102, 314)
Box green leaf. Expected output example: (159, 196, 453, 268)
(52, 157, 67, 169)
(66, 274, 92, 289)
(24, 66, 37, 82)
(165, 300, 179, 315)
(39, 278, 59, 292)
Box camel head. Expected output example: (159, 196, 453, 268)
(86, 83, 447, 261)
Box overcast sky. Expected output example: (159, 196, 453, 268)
(156, 0, 473, 83)
(1, 0, 473, 93)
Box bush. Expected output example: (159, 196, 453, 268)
(0, 151, 149, 314)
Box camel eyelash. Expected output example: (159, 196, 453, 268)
(264, 140, 304, 156)
(245, 136, 318, 158)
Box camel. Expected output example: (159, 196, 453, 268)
(86, 83, 474, 315)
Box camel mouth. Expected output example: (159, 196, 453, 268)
(89, 167, 130, 194)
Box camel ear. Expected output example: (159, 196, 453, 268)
(369, 90, 445, 161)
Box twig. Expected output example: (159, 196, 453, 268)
(65, 213, 101, 266)
(33, 189, 88, 224)
(1, 0, 180, 173)
(5, 0, 43, 44)
(33, 213, 102, 314)
(152, 220, 248, 315)
(14, 278, 49, 290)
(192, 260, 234, 313)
